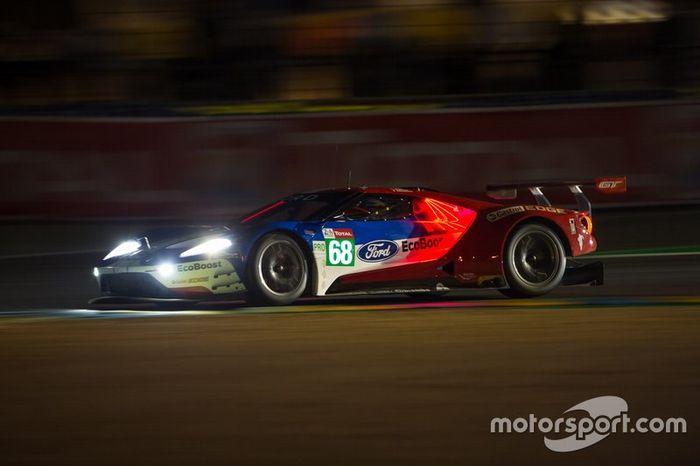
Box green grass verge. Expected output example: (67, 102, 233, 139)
(589, 245, 700, 257)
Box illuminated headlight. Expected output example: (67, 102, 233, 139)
(157, 263, 175, 277)
(103, 240, 140, 260)
(93, 267, 100, 278)
(180, 238, 232, 258)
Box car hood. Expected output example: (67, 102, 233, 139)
(139, 225, 231, 249)
(99, 225, 234, 265)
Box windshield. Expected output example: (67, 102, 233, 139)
(239, 192, 356, 225)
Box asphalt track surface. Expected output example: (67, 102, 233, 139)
(0, 210, 698, 465)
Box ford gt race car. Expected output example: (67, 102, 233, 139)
(92, 178, 625, 306)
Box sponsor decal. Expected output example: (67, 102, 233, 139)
(333, 228, 354, 238)
(177, 261, 222, 272)
(529, 206, 570, 215)
(401, 236, 443, 252)
(147, 258, 238, 294)
(569, 218, 577, 235)
(357, 240, 399, 262)
(486, 206, 525, 222)
(322, 228, 354, 239)
(326, 238, 355, 266)
(312, 241, 326, 252)
(188, 276, 209, 284)
(169, 277, 210, 285)
(595, 176, 627, 193)
(598, 180, 621, 189)
(487, 205, 569, 222)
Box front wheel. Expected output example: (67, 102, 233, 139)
(246, 234, 309, 306)
(500, 223, 566, 298)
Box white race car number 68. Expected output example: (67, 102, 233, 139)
(326, 239, 355, 266)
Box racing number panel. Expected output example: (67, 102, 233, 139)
(313, 194, 477, 295)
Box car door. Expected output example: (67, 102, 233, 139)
(313, 194, 421, 294)
(311, 193, 478, 295)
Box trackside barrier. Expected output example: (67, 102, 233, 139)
(1, 103, 698, 217)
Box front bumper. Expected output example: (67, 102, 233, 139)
(88, 295, 201, 306)
(95, 258, 246, 298)
(100, 272, 182, 298)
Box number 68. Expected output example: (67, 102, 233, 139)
(328, 239, 353, 265)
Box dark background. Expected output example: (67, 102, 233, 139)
(2, 0, 699, 103)
(1, 0, 699, 218)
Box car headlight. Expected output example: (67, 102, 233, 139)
(180, 238, 232, 258)
(103, 240, 141, 260)
(157, 263, 175, 277)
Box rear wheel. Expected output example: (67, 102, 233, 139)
(246, 234, 308, 306)
(499, 223, 566, 298)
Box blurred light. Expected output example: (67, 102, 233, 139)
(104, 240, 140, 260)
(157, 263, 175, 277)
(180, 238, 232, 258)
(93, 267, 100, 278)
(560, 1, 670, 25)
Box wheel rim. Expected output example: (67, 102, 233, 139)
(512, 231, 560, 285)
(257, 241, 305, 296)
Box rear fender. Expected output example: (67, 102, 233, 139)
(464, 208, 596, 282)
(495, 210, 596, 259)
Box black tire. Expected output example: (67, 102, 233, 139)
(245, 233, 309, 306)
(499, 223, 566, 298)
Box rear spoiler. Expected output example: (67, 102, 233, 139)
(486, 176, 627, 215)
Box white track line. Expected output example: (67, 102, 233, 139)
(587, 251, 700, 259)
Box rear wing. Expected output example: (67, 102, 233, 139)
(486, 177, 627, 215)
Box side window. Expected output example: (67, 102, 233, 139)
(342, 195, 413, 221)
